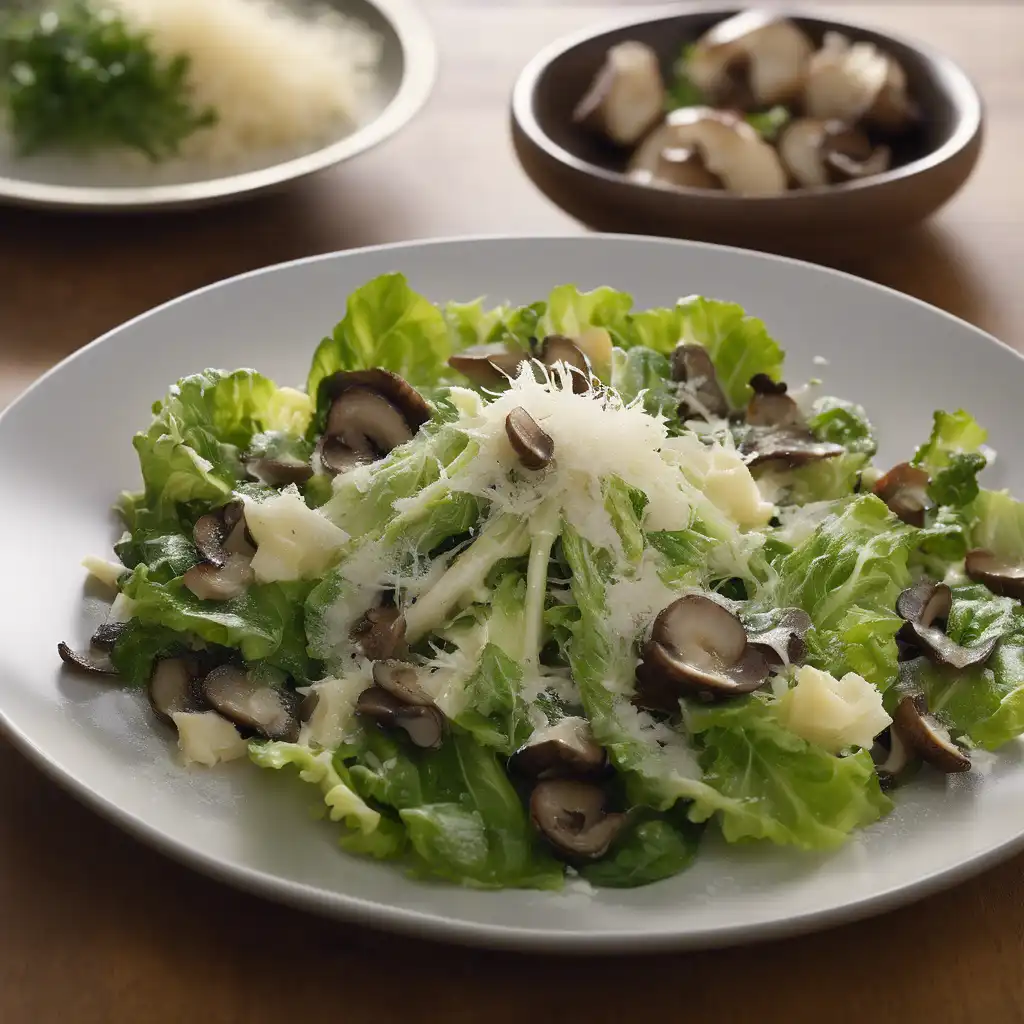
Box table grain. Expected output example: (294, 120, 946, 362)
(2, 3, 1024, 1022)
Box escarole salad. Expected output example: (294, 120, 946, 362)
(60, 273, 1024, 890)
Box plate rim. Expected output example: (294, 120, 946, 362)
(3, 233, 1024, 953)
(0, 0, 437, 212)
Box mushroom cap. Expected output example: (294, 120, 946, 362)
(201, 665, 300, 742)
(371, 659, 436, 707)
(873, 462, 934, 526)
(804, 31, 890, 123)
(640, 594, 769, 702)
(57, 640, 116, 676)
(965, 549, 1024, 600)
(351, 605, 408, 661)
(573, 40, 665, 146)
(511, 717, 607, 780)
(538, 334, 592, 392)
(90, 621, 127, 651)
(823, 126, 892, 181)
(505, 406, 555, 470)
(660, 107, 787, 196)
(747, 608, 813, 666)
(320, 369, 430, 434)
(529, 779, 626, 859)
(448, 344, 529, 390)
(892, 695, 970, 773)
(896, 578, 950, 627)
(866, 56, 918, 133)
(149, 657, 206, 725)
(671, 343, 729, 418)
(325, 387, 416, 456)
(688, 12, 814, 108)
(193, 500, 249, 569)
(872, 725, 916, 786)
(355, 685, 446, 748)
(778, 117, 832, 188)
(895, 580, 997, 670)
(627, 128, 724, 192)
(183, 553, 255, 602)
(246, 455, 313, 487)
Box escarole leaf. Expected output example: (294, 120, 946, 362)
(913, 409, 989, 508)
(686, 698, 892, 849)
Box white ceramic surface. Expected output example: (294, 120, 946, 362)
(2, 236, 1023, 953)
(0, 0, 436, 211)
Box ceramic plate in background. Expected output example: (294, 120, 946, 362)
(0, 0, 436, 212)
(2, 236, 1023, 952)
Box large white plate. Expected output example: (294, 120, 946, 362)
(0, 0, 435, 211)
(3, 236, 1024, 952)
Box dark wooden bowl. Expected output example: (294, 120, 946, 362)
(510, 6, 983, 260)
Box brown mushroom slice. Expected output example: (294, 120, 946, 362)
(572, 40, 665, 146)
(351, 605, 407, 661)
(741, 429, 846, 468)
(965, 549, 1024, 600)
(872, 726, 915, 787)
(371, 659, 436, 707)
(246, 456, 313, 487)
(641, 595, 769, 702)
(892, 695, 970, 773)
(354, 685, 446, 749)
(201, 665, 300, 742)
(779, 118, 892, 188)
(322, 369, 431, 434)
(895, 579, 996, 670)
(671, 344, 729, 419)
(627, 129, 724, 191)
(873, 462, 934, 526)
(448, 344, 529, 390)
(193, 500, 245, 568)
(804, 32, 890, 123)
(538, 334, 592, 393)
(822, 127, 892, 182)
(511, 717, 607, 780)
(316, 433, 368, 476)
(746, 378, 802, 428)
(326, 387, 415, 457)
(149, 656, 205, 725)
(687, 12, 814, 109)
(530, 779, 626, 860)
(747, 608, 813, 666)
(57, 640, 116, 676)
(505, 407, 555, 470)
(183, 554, 255, 602)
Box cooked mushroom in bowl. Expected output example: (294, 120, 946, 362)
(511, 6, 982, 253)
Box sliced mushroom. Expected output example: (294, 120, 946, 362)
(747, 608, 813, 666)
(505, 407, 555, 470)
(511, 717, 607, 780)
(371, 659, 436, 707)
(183, 553, 255, 602)
(193, 500, 245, 568)
(965, 549, 1024, 600)
(201, 665, 300, 742)
(872, 726, 916, 787)
(355, 686, 446, 749)
(892, 694, 970, 773)
(351, 605, 407, 661)
(895, 580, 997, 670)
(57, 640, 116, 676)
(653, 107, 788, 196)
(868, 56, 918, 133)
(804, 32, 890, 124)
(873, 462, 933, 526)
(149, 656, 206, 725)
(742, 430, 846, 468)
(448, 344, 529, 390)
(316, 433, 367, 476)
(627, 129, 724, 191)
(746, 378, 801, 427)
(530, 779, 626, 860)
(246, 456, 313, 487)
(638, 595, 769, 702)
(318, 369, 430, 475)
(671, 344, 729, 419)
(779, 118, 891, 188)
(687, 12, 814, 108)
(573, 40, 665, 146)
(538, 334, 591, 393)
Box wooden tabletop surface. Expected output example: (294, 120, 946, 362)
(2, 3, 1023, 1021)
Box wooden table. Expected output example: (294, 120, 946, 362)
(1, 3, 1023, 1021)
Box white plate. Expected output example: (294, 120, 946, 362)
(0, 0, 435, 211)
(3, 236, 1024, 953)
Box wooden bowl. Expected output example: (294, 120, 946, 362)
(510, 6, 983, 259)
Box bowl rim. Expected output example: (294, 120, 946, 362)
(511, 3, 984, 203)
(0, 0, 438, 211)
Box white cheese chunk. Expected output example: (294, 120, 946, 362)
(776, 664, 891, 753)
(172, 711, 248, 767)
(244, 485, 349, 583)
(82, 555, 126, 589)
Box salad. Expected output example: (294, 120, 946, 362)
(59, 273, 1024, 891)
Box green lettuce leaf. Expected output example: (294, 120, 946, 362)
(913, 409, 988, 508)
(687, 698, 893, 849)
(108, 619, 184, 686)
(609, 346, 679, 423)
(454, 641, 533, 755)
(306, 273, 451, 412)
(970, 489, 1024, 561)
(342, 728, 563, 889)
(539, 284, 633, 339)
(122, 566, 319, 682)
(808, 397, 876, 456)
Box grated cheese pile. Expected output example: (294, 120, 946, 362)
(110, 0, 381, 165)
